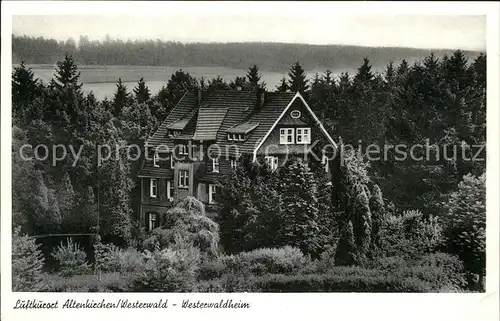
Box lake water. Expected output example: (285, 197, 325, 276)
(29, 65, 352, 101)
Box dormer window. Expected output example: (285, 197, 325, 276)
(228, 133, 245, 141)
(212, 158, 220, 172)
(178, 144, 188, 155)
(153, 151, 159, 167)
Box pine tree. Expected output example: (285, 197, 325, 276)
(276, 77, 288, 92)
(98, 150, 133, 246)
(246, 64, 266, 90)
(277, 159, 320, 256)
(423, 52, 440, 74)
(354, 188, 372, 260)
(287, 62, 309, 94)
(12, 227, 45, 291)
(51, 53, 82, 91)
(384, 61, 395, 86)
(113, 78, 129, 117)
(207, 76, 230, 91)
(335, 220, 357, 266)
(133, 77, 151, 103)
(369, 184, 385, 250)
(76, 186, 98, 233)
(57, 172, 76, 232)
(229, 76, 250, 91)
(12, 61, 39, 119)
(353, 58, 374, 85)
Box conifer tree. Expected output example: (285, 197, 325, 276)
(113, 78, 129, 117)
(276, 77, 288, 92)
(369, 184, 385, 250)
(277, 159, 320, 256)
(133, 77, 151, 103)
(12, 227, 45, 291)
(51, 53, 82, 91)
(76, 186, 98, 233)
(229, 76, 250, 91)
(335, 220, 357, 266)
(384, 61, 395, 86)
(287, 62, 309, 94)
(246, 64, 266, 90)
(98, 148, 133, 246)
(57, 172, 76, 232)
(207, 76, 230, 91)
(12, 61, 39, 118)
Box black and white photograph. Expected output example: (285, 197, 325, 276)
(1, 1, 499, 320)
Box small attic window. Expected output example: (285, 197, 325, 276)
(291, 110, 301, 119)
(228, 133, 245, 141)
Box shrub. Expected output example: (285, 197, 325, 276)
(223, 246, 310, 276)
(12, 227, 45, 291)
(442, 173, 486, 289)
(132, 242, 201, 292)
(412, 253, 466, 291)
(143, 197, 220, 255)
(198, 259, 227, 281)
(369, 253, 466, 291)
(42, 273, 130, 292)
(117, 247, 145, 274)
(51, 238, 91, 277)
(314, 245, 337, 273)
(94, 242, 121, 273)
(248, 272, 433, 292)
(199, 268, 434, 293)
(377, 209, 444, 258)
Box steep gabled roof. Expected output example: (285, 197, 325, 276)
(144, 90, 336, 157)
(239, 92, 296, 154)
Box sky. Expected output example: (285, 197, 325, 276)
(12, 14, 486, 51)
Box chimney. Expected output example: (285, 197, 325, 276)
(256, 88, 265, 110)
(197, 87, 203, 105)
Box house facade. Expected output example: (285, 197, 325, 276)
(138, 89, 337, 230)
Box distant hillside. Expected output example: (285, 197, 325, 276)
(12, 35, 483, 72)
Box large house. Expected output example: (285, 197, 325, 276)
(138, 89, 337, 230)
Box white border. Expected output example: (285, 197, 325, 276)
(2, 2, 499, 321)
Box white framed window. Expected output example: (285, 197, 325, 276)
(208, 184, 217, 204)
(153, 151, 159, 167)
(230, 159, 237, 170)
(150, 178, 158, 198)
(228, 133, 234, 141)
(178, 170, 189, 188)
(148, 213, 158, 231)
(296, 128, 311, 144)
(237, 134, 245, 141)
(265, 156, 279, 171)
(166, 180, 174, 201)
(170, 156, 175, 168)
(212, 158, 220, 172)
(178, 144, 188, 155)
(322, 154, 329, 173)
(279, 128, 295, 144)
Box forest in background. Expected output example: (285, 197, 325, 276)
(12, 34, 483, 72)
